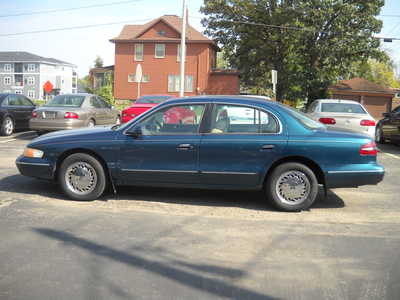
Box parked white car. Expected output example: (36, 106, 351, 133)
(306, 99, 376, 138)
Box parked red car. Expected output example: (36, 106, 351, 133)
(121, 95, 173, 123)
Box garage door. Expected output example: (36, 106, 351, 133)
(363, 96, 390, 120)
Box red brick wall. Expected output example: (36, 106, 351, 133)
(206, 73, 240, 95)
(114, 42, 215, 100)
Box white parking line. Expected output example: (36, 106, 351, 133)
(383, 153, 400, 160)
(0, 138, 17, 144)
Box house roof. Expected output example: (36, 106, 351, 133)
(0, 51, 75, 67)
(330, 77, 395, 95)
(110, 15, 213, 44)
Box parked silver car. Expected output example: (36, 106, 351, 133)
(306, 99, 376, 138)
(30, 94, 120, 133)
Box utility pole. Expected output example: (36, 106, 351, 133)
(179, 0, 187, 97)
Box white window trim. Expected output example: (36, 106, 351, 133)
(4, 76, 11, 85)
(135, 44, 144, 61)
(155, 44, 165, 58)
(4, 64, 11, 72)
(128, 74, 150, 83)
(27, 64, 36, 72)
(27, 76, 35, 86)
(27, 91, 35, 99)
(168, 75, 193, 92)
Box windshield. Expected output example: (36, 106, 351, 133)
(136, 96, 172, 104)
(321, 103, 366, 114)
(44, 95, 85, 107)
(281, 104, 325, 130)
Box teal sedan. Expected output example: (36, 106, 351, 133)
(16, 96, 384, 212)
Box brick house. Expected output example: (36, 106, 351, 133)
(329, 77, 395, 119)
(110, 15, 239, 101)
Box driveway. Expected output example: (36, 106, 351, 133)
(0, 134, 399, 300)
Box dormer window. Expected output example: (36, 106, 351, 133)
(157, 30, 166, 37)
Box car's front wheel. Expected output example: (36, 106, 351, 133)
(58, 153, 106, 201)
(0, 116, 14, 136)
(266, 162, 318, 212)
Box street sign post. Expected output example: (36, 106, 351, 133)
(136, 64, 143, 99)
(271, 70, 277, 96)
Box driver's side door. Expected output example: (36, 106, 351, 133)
(118, 103, 207, 185)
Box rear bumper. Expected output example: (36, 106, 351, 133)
(326, 166, 384, 188)
(30, 119, 87, 131)
(16, 155, 54, 180)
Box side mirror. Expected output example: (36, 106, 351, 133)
(382, 112, 390, 118)
(126, 126, 142, 138)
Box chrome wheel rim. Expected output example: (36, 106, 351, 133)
(276, 171, 311, 205)
(4, 118, 13, 135)
(375, 128, 381, 142)
(65, 162, 97, 195)
(88, 121, 95, 127)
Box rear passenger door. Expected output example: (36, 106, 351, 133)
(89, 96, 106, 125)
(199, 104, 288, 188)
(97, 96, 115, 124)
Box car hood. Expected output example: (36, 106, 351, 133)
(29, 126, 117, 146)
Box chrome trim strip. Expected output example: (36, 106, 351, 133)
(16, 161, 50, 167)
(289, 140, 363, 144)
(327, 170, 384, 174)
(201, 171, 258, 175)
(121, 169, 198, 174)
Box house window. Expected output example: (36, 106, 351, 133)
(135, 44, 144, 61)
(168, 75, 193, 92)
(15, 90, 23, 94)
(27, 64, 36, 72)
(177, 44, 186, 62)
(4, 77, 11, 85)
(128, 74, 150, 83)
(4, 64, 11, 72)
(27, 91, 35, 98)
(155, 44, 165, 58)
(27, 77, 35, 86)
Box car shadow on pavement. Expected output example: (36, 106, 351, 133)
(378, 143, 400, 155)
(0, 175, 345, 211)
(34, 228, 281, 300)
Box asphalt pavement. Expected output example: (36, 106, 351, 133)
(0, 132, 399, 300)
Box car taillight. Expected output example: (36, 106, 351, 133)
(360, 142, 378, 156)
(32, 111, 37, 118)
(64, 112, 79, 119)
(319, 117, 336, 125)
(360, 120, 376, 126)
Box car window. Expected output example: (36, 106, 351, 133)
(321, 103, 366, 114)
(18, 96, 34, 106)
(138, 104, 205, 135)
(209, 104, 278, 134)
(393, 106, 400, 114)
(44, 95, 85, 107)
(281, 104, 325, 130)
(90, 96, 102, 109)
(97, 96, 109, 108)
(307, 101, 318, 113)
(136, 96, 172, 104)
(7, 95, 20, 106)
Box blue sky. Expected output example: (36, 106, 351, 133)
(0, 0, 399, 77)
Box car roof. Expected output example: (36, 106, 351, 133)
(316, 99, 361, 104)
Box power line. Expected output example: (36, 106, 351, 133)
(0, 0, 141, 18)
(0, 18, 153, 37)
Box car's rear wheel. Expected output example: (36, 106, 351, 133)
(375, 126, 385, 144)
(266, 162, 318, 212)
(1, 116, 14, 136)
(87, 119, 95, 128)
(58, 153, 106, 201)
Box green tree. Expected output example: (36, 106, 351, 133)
(95, 72, 114, 105)
(94, 55, 104, 68)
(201, 0, 385, 104)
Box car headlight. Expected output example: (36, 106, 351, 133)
(23, 148, 44, 158)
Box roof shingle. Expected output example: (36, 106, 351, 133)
(330, 77, 395, 94)
(0, 51, 75, 66)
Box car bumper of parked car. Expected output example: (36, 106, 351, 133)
(325, 165, 384, 188)
(15, 155, 54, 180)
(30, 119, 88, 131)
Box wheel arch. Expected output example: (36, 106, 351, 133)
(263, 156, 325, 186)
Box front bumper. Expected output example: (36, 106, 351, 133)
(16, 155, 54, 180)
(30, 118, 87, 131)
(325, 165, 384, 188)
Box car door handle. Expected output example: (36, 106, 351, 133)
(177, 144, 194, 150)
(261, 144, 275, 150)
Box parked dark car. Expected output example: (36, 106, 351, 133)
(0, 93, 36, 136)
(16, 96, 384, 212)
(375, 106, 400, 144)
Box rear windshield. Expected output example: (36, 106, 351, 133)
(136, 96, 172, 104)
(281, 104, 325, 130)
(321, 103, 366, 114)
(44, 95, 85, 107)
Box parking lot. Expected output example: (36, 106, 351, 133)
(0, 131, 400, 299)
